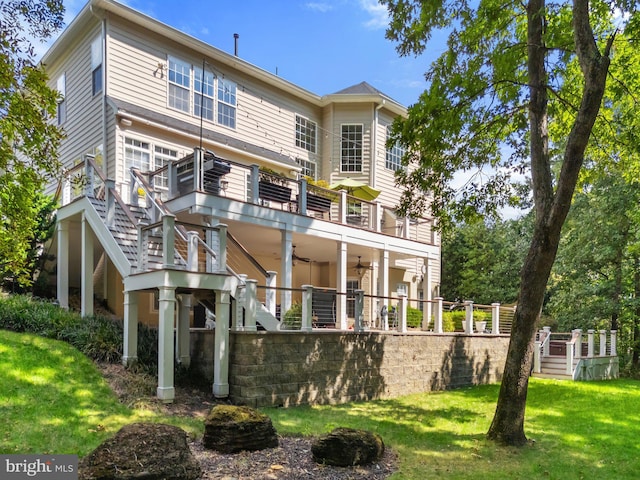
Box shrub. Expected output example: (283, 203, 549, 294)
(58, 314, 123, 363)
(442, 310, 465, 332)
(0, 294, 79, 337)
(406, 306, 423, 328)
(282, 302, 302, 330)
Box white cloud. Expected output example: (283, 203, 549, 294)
(305, 3, 333, 13)
(359, 0, 388, 29)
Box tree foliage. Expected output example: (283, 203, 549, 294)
(0, 0, 64, 285)
(382, 0, 638, 445)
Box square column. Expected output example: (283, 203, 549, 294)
(56, 220, 69, 309)
(81, 212, 94, 317)
(157, 286, 176, 402)
(379, 250, 389, 330)
(122, 290, 139, 366)
(213, 290, 231, 398)
(336, 242, 347, 330)
(280, 230, 293, 315)
(176, 294, 192, 367)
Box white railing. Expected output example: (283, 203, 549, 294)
(534, 328, 618, 376)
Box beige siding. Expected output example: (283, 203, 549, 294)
(106, 16, 323, 176)
(46, 21, 105, 196)
(328, 104, 373, 181)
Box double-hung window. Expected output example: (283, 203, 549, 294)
(217, 78, 237, 128)
(153, 145, 178, 192)
(385, 127, 405, 171)
(124, 137, 151, 172)
(194, 69, 214, 121)
(168, 56, 190, 112)
(341, 124, 362, 172)
(91, 36, 102, 95)
(295, 115, 317, 153)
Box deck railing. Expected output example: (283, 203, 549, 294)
(534, 328, 618, 376)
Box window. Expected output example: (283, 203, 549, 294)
(386, 127, 405, 171)
(346, 279, 359, 318)
(56, 74, 66, 125)
(124, 137, 151, 172)
(296, 115, 317, 153)
(91, 36, 102, 95)
(194, 69, 214, 121)
(217, 78, 236, 128)
(341, 124, 362, 172)
(296, 158, 316, 178)
(168, 56, 190, 112)
(153, 145, 178, 192)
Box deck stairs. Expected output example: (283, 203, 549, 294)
(532, 355, 580, 380)
(85, 183, 281, 330)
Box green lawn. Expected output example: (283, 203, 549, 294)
(2, 328, 639, 479)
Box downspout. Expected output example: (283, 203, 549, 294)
(371, 99, 385, 189)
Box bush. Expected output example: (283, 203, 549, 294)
(0, 294, 79, 337)
(282, 302, 302, 330)
(442, 311, 465, 332)
(406, 306, 423, 328)
(58, 314, 123, 363)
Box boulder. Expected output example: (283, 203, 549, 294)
(311, 427, 384, 467)
(203, 404, 278, 453)
(78, 423, 201, 480)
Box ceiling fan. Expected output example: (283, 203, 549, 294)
(354, 255, 372, 277)
(292, 245, 311, 264)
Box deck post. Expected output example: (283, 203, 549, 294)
(422, 260, 432, 331)
(354, 289, 365, 332)
(542, 327, 551, 357)
(213, 290, 231, 398)
(157, 286, 176, 402)
(599, 330, 607, 356)
(434, 297, 444, 333)
(81, 212, 94, 317)
(301, 285, 313, 332)
(534, 337, 541, 373)
(265, 271, 277, 316)
(464, 300, 474, 334)
(588, 329, 595, 358)
(574, 329, 582, 359)
(565, 339, 574, 376)
(105, 179, 116, 227)
(122, 290, 138, 366)
(244, 279, 257, 332)
(611, 330, 617, 356)
(233, 274, 247, 331)
(56, 219, 69, 309)
(491, 303, 500, 334)
(187, 231, 199, 271)
(176, 294, 192, 367)
(162, 214, 176, 268)
(397, 294, 407, 333)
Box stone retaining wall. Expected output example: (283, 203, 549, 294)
(191, 330, 510, 408)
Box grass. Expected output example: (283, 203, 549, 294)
(0, 329, 202, 456)
(2, 327, 640, 478)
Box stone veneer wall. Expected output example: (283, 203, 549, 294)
(191, 330, 510, 408)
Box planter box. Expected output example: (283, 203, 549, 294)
(259, 181, 292, 203)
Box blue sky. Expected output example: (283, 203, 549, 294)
(47, 0, 444, 107)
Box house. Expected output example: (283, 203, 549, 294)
(42, 0, 442, 402)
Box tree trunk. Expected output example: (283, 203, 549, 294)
(487, 0, 612, 446)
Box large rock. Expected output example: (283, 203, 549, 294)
(78, 423, 201, 480)
(311, 427, 384, 467)
(203, 404, 278, 453)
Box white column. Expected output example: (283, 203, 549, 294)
(301, 285, 313, 332)
(543, 326, 551, 356)
(265, 271, 277, 316)
(575, 329, 582, 359)
(336, 241, 347, 330)
(157, 286, 176, 402)
(244, 279, 258, 332)
(610, 330, 617, 356)
(397, 294, 407, 333)
(81, 212, 94, 317)
(422, 260, 432, 331)
(434, 297, 444, 333)
(280, 230, 293, 315)
(588, 329, 595, 358)
(464, 300, 474, 334)
(491, 303, 501, 334)
(213, 290, 231, 398)
(176, 294, 192, 367)
(56, 220, 69, 309)
(122, 290, 138, 366)
(380, 250, 389, 330)
(354, 289, 365, 332)
(599, 330, 607, 356)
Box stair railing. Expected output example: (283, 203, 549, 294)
(565, 329, 582, 376)
(534, 327, 552, 374)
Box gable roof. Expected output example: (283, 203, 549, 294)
(332, 81, 386, 96)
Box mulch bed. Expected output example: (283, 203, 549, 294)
(97, 363, 399, 479)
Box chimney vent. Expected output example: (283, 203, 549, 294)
(234, 33, 239, 56)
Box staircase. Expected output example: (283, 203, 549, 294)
(533, 356, 580, 380)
